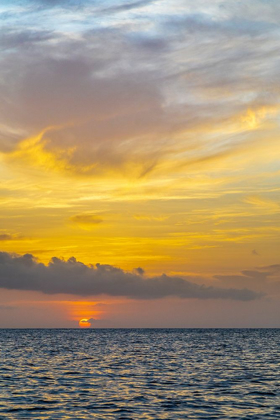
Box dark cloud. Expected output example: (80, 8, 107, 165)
(0, 305, 15, 310)
(0, 252, 263, 301)
(0, 234, 23, 241)
(134, 267, 145, 276)
(87, 317, 95, 324)
(79, 317, 95, 327)
(30, 0, 153, 12)
(28, 249, 56, 254)
(241, 270, 269, 280)
(215, 270, 269, 284)
(0, 29, 54, 50)
(214, 266, 280, 294)
(0, 234, 13, 241)
(70, 214, 103, 225)
(258, 264, 280, 273)
(162, 13, 279, 37)
(86, 317, 112, 327)
(100, 0, 154, 15)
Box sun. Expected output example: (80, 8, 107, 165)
(79, 318, 92, 328)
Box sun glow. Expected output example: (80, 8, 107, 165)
(79, 318, 92, 328)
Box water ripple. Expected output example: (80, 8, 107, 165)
(0, 329, 280, 419)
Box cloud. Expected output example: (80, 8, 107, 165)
(0, 252, 263, 301)
(1, 0, 280, 178)
(258, 264, 280, 274)
(0, 233, 23, 241)
(0, 234, 14, 241)
(244, 195, 279, 212)
(83, 317, 111, 327)
(0, 29, 54, 51)
(134, 267, 145, 276)
(0, 305, 15, 311)
(215, 270, 268, 284)
(214, 265, 280, 293)
(99, 0, 155, 15)
(134, 214, 168, 221)
(70, 214, 103, 227)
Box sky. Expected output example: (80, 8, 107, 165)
(0, 0, 280, 328)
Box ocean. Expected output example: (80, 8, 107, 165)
(1, 329, 279, 419)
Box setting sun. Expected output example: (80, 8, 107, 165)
(79, 319, 92, 328)
(0, 0, 280, 419)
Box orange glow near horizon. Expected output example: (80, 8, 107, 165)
(67, 300, 104, 327)
(79, 318, 92, 328)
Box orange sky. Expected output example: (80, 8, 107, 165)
(0, 0, 279, 327)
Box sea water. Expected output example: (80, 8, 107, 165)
(0, 329, 280, 419)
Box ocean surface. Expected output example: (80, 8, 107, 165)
(0, 329, 280, 419)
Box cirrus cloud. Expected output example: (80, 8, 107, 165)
(1, 0, 280, 178)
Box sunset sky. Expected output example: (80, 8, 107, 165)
(0, 0, 280, 327)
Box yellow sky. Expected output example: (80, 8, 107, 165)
(0, 108, 279, 275)
(0, 0, 280, 327)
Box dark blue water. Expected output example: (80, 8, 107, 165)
(1, 329, 280, 419)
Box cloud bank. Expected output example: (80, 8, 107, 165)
(0, 252, 263, 301)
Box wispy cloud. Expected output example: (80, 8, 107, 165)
(70, 213, 103, 228)
(1, 0, 280, 178)
(0, 233, 24, 241)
